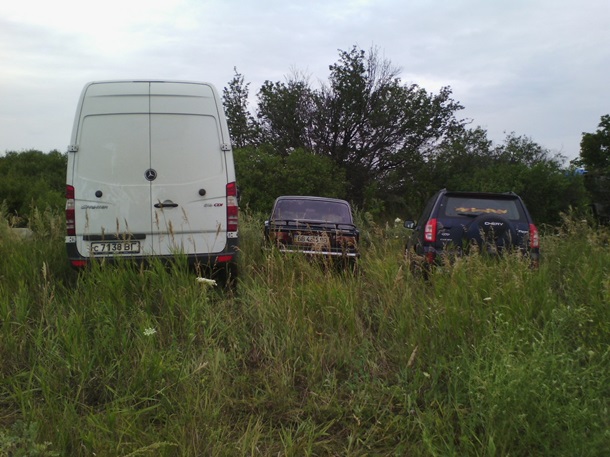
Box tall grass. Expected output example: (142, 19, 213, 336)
(0, 210, 608, 456)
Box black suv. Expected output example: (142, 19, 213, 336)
(404, 189, 540, 272)
(264, 196, 360, 262)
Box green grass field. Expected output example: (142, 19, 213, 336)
(1, 210, 608, 456)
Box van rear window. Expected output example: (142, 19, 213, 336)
(79, 114, 149, 183)
(77, 113, 223, 184)
(151, 114, 223, 181)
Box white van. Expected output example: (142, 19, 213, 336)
(66, 80, 238, 278)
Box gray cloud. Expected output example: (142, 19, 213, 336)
(1, 0, 608, 159)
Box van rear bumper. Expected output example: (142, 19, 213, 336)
(66, 238, 239, 273)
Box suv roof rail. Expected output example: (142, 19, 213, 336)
(443, 189, 518, 196)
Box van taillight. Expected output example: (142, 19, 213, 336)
(529, 223, 539, 248)
(66, 185, 75, 236)
(424, 218, 437, 242)
(226, 182, 238, 232)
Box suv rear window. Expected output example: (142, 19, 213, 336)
(440, 196, 525, 221)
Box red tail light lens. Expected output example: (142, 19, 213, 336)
(66, 185, 75, 236)
(424, 218, 437, 242)
(529, 223, 539, 248)
(226, 182, 238, 233)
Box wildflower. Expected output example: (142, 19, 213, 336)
(143, 327, 157, 336)
(196, 277, 217, 287)
(407, 345, 418, 368)
(394, 217, 403, 227)
(41, 262, 49, 282)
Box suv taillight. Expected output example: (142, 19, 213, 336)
(424, 218, 437, 242)
(66, 185, 75, 236)
(226, 182, 238, 233)
(529, 223, 539, 248)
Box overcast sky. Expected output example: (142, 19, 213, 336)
(1, 0, 608, 161)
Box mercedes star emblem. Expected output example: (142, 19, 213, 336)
(144, 168, 157, 181)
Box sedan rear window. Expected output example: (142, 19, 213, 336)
(272, 199, 353, 224)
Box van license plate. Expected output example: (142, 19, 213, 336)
(90, 241, 141, 254)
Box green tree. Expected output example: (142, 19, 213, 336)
(225, 46, 583, 223)
(282, 148, 346, 199)
(0, 150, 66, 224)
(578, 114, 610, 173)
(234, 146, 345, 213)
(313, 46, 465, 206)
(256, 72, 316, 155)
(233, 145, 283, 212)
(222, 68, 259, 149)
(428, 127, 494, 190)
(425, 132, 587, 224)
(250, 46, 465, 209)
(575, 114, 610, 223)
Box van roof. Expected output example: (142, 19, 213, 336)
(84, 79, 215, 85)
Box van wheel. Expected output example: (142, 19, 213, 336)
(216, 263, 238, 292)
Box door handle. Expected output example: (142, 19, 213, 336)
(154, 200, 179, 208)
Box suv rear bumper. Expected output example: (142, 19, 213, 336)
(420, 245, 539, 266)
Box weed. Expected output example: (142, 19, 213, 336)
(0, 211, 608, 456)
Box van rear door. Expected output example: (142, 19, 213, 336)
(72, 82, 154, 257)
(148, 82, 229, 256)
(69, 81, 232, 261)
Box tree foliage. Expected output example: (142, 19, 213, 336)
(222, 68, 259, 149)
(222, 46, 589, 225)
(256, 73, 316, 155)
(419, 131, 587, 224)
(575, 114, 610, 223)
(578, 114, 610, 173)
(312, 47, 465, 205)
(234, 147, 345, 213)
(0, 150, 66, 224)
(226, 46, 466, 208)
